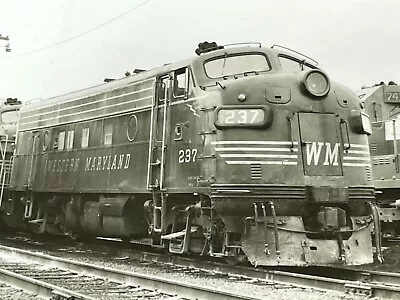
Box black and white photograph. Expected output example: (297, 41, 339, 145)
(0, 0, 399, 299)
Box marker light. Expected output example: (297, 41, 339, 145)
(238, 93, 246, 102)
(303, 70, 330, 97)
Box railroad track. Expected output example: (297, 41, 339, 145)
(2, 234, 400, 299)
(0, 244, 267, 300)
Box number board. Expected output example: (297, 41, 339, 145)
(385, 92, 400, 103)
(215, 106, 271, 128)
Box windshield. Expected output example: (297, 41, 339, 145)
(278, 55, 316, 72)
(2, 109, 19, 124)
(204, 53, 270, 79)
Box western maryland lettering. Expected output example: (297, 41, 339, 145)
(47, 158, 80, 173)
(46, 153, 131, 173)
(84, 154, 131, 171)
(305, 142, 339, 166)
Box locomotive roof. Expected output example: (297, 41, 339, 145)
(22, 56, 196, 112)
(21, 45, 278, 113)
(356, 85, 381, 103)
(18, 44, 290, 131)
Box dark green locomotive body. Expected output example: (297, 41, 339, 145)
(5, 43, 376, 266)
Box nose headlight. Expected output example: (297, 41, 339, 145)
(303, 70, 330, 97)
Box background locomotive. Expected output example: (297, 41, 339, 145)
(0, 42, 377, 266)
(358, 82, 400, 239)
(0, 98, 21, 208)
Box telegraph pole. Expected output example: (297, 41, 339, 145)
(0, 34, 11, 52)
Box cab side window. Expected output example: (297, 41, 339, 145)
(157, 76, 169, 102)
(173, 68, 189, 98)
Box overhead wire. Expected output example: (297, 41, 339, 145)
(12, 0, 154, 57)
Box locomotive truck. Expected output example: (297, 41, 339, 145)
(1, 42, 378, 266)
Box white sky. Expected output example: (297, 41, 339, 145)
(0, 0, 398, 102)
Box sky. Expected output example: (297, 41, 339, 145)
(0, 0, 399, 102)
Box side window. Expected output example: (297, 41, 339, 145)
(173, 68, 189, 98)
(104, 123, 113, 145)
(278, 55, 314, 72)
(1, 109, 19, 124)
(66, 130, 74, 149)
(58, 132, 65, 150)
(82, 128, 90, 148)
(157, 76, 169, 101)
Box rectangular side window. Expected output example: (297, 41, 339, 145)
(58, 132, 65, 150)
(53, 136, 58, 150)
(157, 76, 169, 102)
(66, 130, 74, 149)
(173, 68, 189, 98)
(82, 128, 89, 148)
(104, 124, 113, 145)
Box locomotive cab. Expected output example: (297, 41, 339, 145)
(191, 43, 376, 266)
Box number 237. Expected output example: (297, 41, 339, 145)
(178, 149, 198, 163)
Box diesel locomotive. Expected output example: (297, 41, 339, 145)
(0, 98, 21, 206)
(1, 42, 378, 266)
(358, 82, 400, 239)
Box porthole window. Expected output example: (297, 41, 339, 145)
(43, 130, 50, 151)
(127, 115, 138, 141)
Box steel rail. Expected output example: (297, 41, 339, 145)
(0, 244, 261, 300)
(74, 240, 400, 299)
(3, 234, 400, 299)
(0, 266, 95, 300)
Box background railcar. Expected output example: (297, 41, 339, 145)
(2, 42, 377, 266)
(358, 82, 400, 238)
(0, 98, 21, 210)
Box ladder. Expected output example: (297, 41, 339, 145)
(146, 78, 169, 236)
(0, 134, 9, 207)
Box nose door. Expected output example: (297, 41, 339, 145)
(298, 113, 343, 176)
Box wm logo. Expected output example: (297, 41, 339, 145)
(305, 142, 339, 166)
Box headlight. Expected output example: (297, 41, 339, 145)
(349, 110, 372, 135)
(303, 70, 330, 97)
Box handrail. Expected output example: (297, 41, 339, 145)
(287, 115, 295, 149)
(340, 119, 351, 150)
(159, 98, 168, 190)
(393, 119, 399, 172)
(146, 85, 157, 190)
(0, 134, 8, 207)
